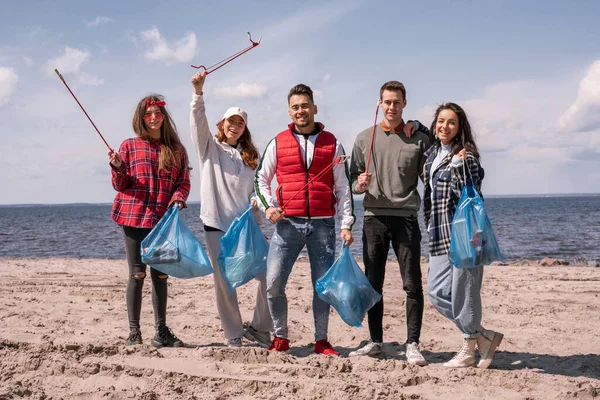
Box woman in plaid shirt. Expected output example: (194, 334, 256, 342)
(422, 103, 503, 369)
(109, 94, 191, 348)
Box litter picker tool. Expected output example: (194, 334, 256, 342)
(364, 102, 380, 175)
(54, 69, 113, 152)
(191, 32, 261, 74)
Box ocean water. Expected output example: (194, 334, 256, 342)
(0, 196, 598, 262)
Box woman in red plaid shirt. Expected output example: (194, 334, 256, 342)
(109, 94, 191, 348)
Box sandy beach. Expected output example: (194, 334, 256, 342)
(0, 258, 599, 399)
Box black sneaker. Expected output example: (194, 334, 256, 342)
(125, 329, 142, 346)
(151, 325, 184, 348)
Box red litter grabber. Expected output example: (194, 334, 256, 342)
(54, 68, 113, 152)
(191, 32, 261, 74)
(365, 102, 380, 175)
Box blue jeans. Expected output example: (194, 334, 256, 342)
(427, 254, 483, 339)
(266, 217, 336, 342)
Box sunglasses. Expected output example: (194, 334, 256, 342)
(143, 112, 164, 121)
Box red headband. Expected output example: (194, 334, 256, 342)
(145, 99, 166, 108)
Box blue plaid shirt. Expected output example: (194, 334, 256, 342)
(422, 144, 484, 256)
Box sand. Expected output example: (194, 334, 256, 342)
(0, 258, 599, 400)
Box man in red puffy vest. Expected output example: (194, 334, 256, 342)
(255, 84, 355, 355)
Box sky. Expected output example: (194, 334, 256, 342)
(1, 0, 599, 205)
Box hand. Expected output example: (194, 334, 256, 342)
(108, 151, 122, 169)
(340, 229, 354, 246)
(250, 198, 259, 210)
(404, 121, 416, 138)
(190, 70, 207, 95)
(266, 206, 283, 224)
(357, 172, 372, 193)
(172, 200, 184, 209)
(457, 149, 467, 160)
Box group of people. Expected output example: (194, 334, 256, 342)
(108, 70, 503, 369)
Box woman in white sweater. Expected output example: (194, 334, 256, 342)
(189, 70, 272, 347)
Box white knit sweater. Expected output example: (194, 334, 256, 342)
(190, 94, 261, 232)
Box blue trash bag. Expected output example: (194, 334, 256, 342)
(141, 205, 213, 278)
(218, 207, 269, 293)
(315, 245, 382, 328)
(449, 185, 504, 268)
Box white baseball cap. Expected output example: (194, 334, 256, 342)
(222, 107, 248, 125)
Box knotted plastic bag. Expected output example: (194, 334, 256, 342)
(141, 205, 213, 278)
(449, 185, 504, 268)
(316, 245, 382, 327)
(218, 207, 269, 292)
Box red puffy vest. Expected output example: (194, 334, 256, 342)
(275, 123, 337, 217)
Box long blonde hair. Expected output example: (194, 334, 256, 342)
(132, 94, 191, 173)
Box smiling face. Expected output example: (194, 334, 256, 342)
(222, 115, 246, 145)
(435, 108, 460, 145)
(143, 104, 164, 138)
(288, 94, 317, 133)
(380, 89, 406, 127)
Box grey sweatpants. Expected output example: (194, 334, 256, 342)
(204, 230, 272, 339)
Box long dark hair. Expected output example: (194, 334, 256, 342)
(215, 120, 259, 170)
(429, 102, 480, 159)
(132, 94, 191, 173)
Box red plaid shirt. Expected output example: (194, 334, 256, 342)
(111, 137, 191, 228)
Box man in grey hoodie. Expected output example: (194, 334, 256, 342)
(349, 81, 429, 365)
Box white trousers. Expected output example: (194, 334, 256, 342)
(204, 230, 272, 339)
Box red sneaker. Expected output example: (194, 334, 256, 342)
(268, 337, 290, 352)
(314, 339, 339, 356)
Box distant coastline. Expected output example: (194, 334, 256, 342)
(1, 192, 599, 207)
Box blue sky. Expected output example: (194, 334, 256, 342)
(1, 0, 599, 204)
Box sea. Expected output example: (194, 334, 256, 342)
(0, 196, 599, 262)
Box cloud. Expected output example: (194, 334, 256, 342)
(559, 60, 600, 132)
(41, 47, 103, 86)
(409, 60, 600, 194)
(85, 16, 115, 27)
(139, 27, 196, 64)
(214, 83, 268, 99)
(42, 47, 90, 76)
(23, 56, 33, 66)
(0, 67, 19, 106)
(77, 72, 104, 86)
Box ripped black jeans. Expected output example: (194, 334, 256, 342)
(122, 226, 169, 331)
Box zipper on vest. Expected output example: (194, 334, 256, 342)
(304, 136, 310, 219)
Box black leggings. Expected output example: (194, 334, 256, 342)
(122, 225, 169, 331)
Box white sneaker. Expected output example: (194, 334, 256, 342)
(406, 342, 427, 366)
(477, 328, 504, 369)
(349, 341, 383, 357)
(243, 326, 271, 348)
(443, 338, 477, 368)
(227, 337, 242, 348)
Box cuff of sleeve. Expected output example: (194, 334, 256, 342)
(110, 163, 125, 175)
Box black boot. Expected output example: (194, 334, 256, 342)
(151, 325, 183, 348)
(125, 329, 142, 346)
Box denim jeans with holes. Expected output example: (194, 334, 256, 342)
(266, 217, 336, 342)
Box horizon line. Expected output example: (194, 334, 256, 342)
(1, 192, 600, 207)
